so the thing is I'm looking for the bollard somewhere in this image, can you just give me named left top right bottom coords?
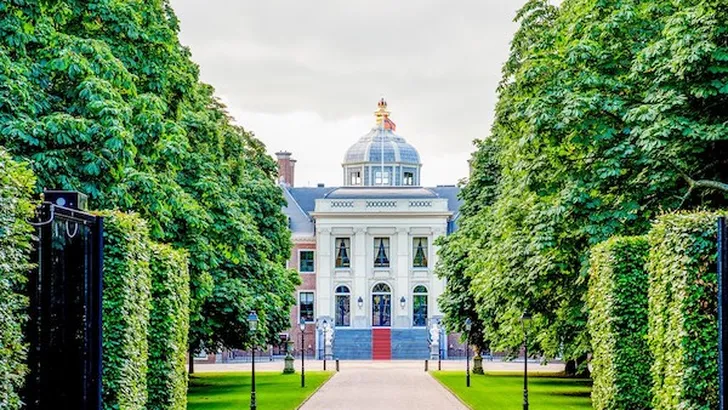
left=425, top=360, right=428, bottom=372
left=336, top=359, right=340, bottom=372
left=323, top=359, right=327, bottom=371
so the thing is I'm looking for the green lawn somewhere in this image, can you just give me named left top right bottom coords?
left=187, top=371, right=333, bottom=410
left=431, top=371, right=592, bottom=410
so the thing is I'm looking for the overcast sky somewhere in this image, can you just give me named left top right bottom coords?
left=170, top=0, right=529, bottom=187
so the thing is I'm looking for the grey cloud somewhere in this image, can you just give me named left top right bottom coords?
left=171, top=0, right=530, bottom=176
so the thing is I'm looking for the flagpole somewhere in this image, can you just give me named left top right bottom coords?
left=381, top=98, right=385, bottom=186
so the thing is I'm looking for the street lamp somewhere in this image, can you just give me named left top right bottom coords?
left=248, top=311, right=259, bottom=410
left=321, top=319, right=329, bottom=371
left=520, top=311, right=532, bottom=410
left=299, top=318, right=306, bottom=388
left=465, top=318, right=472, bottom=387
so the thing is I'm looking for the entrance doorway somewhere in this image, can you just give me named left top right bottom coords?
left=371, top=283, right=391, bottom=327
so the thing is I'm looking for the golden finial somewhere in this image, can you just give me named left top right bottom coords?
left=375, top=98, right=390, bottom=126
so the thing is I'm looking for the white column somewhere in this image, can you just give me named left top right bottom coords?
left=396, top=227, right=410, bottom=327
left=353, top=227, right=367, bottom=327
left=317, top=227, right=332, bottom=318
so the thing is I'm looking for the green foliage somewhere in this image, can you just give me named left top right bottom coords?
left=0, top=148, right=35, bottom=410
left=647, top=212, right=726, bottom=409
left=0, top=0, right=297, bottom=351
left=98, top=211, right=152, bottom=410
left=436, top=138, right=501, bottom=353
left=587, top=236, right=650, bottom=410
left=443, top=0, right=728, bottom=362
left=147, top=243, right=189, bottom=410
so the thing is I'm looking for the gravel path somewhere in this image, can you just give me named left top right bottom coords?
left=298, top=361, right=467, bottom=410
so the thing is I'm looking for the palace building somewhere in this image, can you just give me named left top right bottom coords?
left=279, top=99, right=462, bottom=360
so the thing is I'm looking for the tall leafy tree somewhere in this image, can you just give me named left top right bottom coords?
left=440, top=0, right=727, bottom=368
left=0, top=0, right=299, bottom=355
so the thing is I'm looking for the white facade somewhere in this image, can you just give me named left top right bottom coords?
left=312, top=196, right=451, bottom=329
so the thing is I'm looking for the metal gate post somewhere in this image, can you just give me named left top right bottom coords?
left=719, top=217, right=727, bottom=410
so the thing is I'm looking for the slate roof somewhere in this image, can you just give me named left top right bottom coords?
left=325, top=187, right=438, bottom=200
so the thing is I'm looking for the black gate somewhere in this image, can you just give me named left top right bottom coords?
left=25, top=191, right=103, bottom=410
left=719, top=217, right=727, bottom=410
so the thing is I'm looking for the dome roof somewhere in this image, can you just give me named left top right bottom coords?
left=343, top=128, right=421, bottom=165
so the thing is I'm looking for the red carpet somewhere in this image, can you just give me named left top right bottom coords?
left=372, top=328, right=391, bottom=360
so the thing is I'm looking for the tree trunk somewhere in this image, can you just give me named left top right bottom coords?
left=188, top=350, right=195, bottom=375
left=564, top=354, right=590, bottom=377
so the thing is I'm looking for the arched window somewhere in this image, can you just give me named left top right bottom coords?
left=413, top=285, right=428, bottom=327
left=335, top=286, right=350, bottom=327
left=371, top=283, right=392, bottom=327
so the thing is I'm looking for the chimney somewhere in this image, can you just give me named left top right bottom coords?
left=275, top=151, right=296, bottom=187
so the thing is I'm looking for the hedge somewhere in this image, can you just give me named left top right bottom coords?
left=98, top=211, right=152, bottom=410
left=647, top=211, right=726, bottom=409
left=0, top=149, right=35, bottom=410
left=147, top=243, right=190, bottom=410
left=587, top=236, right=651, bottom=410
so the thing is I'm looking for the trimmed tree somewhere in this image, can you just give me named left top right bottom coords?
left=587, top=236, right=651, bottom=410
left=98, top=211, right=152, bottom=410
left=147, top=243, right=189, bottom=410
left=647, top=211, right=726, bottom=409
left=0, top=149, right=35, bottom=410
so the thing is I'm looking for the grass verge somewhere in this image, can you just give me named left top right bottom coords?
left=431, top=371, right=592, bottom=410
left=188, top=371, right=334, bottom=410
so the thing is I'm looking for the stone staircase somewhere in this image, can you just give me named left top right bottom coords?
left=391, top=329, right=429, bottom=360
left=332, top=329, right=372, bottom=360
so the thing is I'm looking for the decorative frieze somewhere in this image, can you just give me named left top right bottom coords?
left=409, top=200, right=432, bottom=208
left=366, top=200, right=397, bottom=208
left=331, top=201, right=355, bottom=208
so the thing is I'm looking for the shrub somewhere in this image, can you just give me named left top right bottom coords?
left=0, top=149, right=35, bottom=410
left=587, top=236, right=651, bottom=410
left=98, top=211, right=152, bottom=410
left=147, top=243, right=190, bottom=410
left=647, top=211, right=726, bottom=409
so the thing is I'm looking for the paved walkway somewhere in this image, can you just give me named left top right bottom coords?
left=299, top=361, right=466, bottom=410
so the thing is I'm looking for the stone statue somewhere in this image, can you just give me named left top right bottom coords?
left=429, top=322, right=440, bottom=346
left=429, top=320, right=441, bottom=360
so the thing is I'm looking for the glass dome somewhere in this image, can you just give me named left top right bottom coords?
left=342, top=99, right=422, bottom=187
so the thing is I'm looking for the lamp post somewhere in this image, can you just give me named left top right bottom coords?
left=465, top=318, right=472, bottom=387
left=520, top=311, right=532, bottom=410
left=248, top=311, right=259, bottom=410
left=299, top=318, right=306, bottom=388
left=321, top=319, right=329, bottom=370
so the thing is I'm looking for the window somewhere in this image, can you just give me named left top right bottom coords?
left=299, top=250, right=314, bottom=273
left=412, top=237, right=429, bottom=268
left=299, top=292, right=314, bottom=322
left=413, top=285, right=428, bottom=327
left=372, top=283, right=392, bottom=327
left=335, top=238, right=351, bottom=268
left=335, top=286, right=351, bottom=327
left=374, top=170, right=390, bottom=185
left=349, top=171, right=362, bottom=185
left=373, top=237, right=390, bottom=268
left=403, top=171, right=414, bottom=185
